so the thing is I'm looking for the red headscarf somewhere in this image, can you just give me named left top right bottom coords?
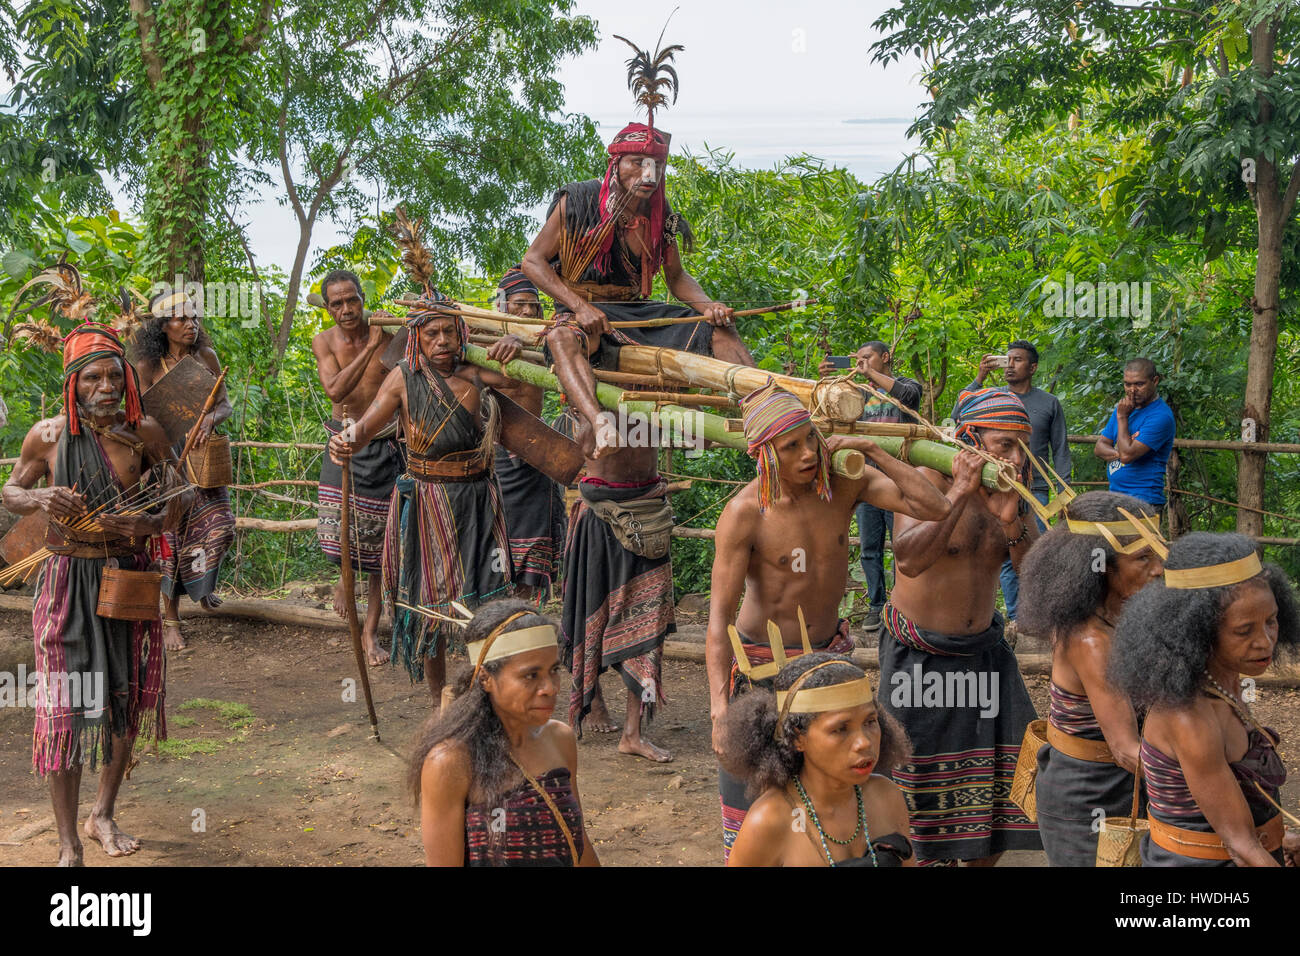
left=62, top=322, right=142, bottom=435
left=594, top=123, right=672, bottom=296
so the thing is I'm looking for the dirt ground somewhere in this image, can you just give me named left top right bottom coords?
left=1, top=604, right=1298, bottom=867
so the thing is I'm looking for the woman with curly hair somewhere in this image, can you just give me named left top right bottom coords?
left=410, top=598, right=599, bottom=867
left=1110, top=532, right=1299, bottom=867
left=1016, top=492, right=1163, bottom=865
left=721, top=652, right=914, bottom=867
left=131, top=290, right=234, bottom=651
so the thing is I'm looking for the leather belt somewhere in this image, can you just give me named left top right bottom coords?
left=1148, top=813, right=1283, bottom=861
left=1046, top=722, right=1116, bottom=764
left=47, top=540, right=146, bottom=559
left=407, top=455, right=488, bottom=482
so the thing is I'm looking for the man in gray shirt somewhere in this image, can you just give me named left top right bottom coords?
left=956, top=339, right=1071, bottom=632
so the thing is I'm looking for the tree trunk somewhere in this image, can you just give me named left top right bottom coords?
left=1237, top=20, right=1284, bottom=539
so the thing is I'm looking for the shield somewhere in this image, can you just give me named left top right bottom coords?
left=141, top=354, right=217, bottom=445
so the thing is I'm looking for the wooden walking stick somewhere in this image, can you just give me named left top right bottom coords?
left=338, top=408, right=381, bottom=740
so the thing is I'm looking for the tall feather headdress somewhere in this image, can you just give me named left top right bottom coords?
left=613, top=28, right=683, bottom=129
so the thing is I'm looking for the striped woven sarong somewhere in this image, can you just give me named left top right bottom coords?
left=31, top=429, right=165, bottom=776
left=878, top=603, right=1041, bottom=862
left=317, top=419, right=403, bottom=574
left=155, top=484, right=234, bottom=602
left=383, top=362, right=512, bottom=681
left=561, top=477, right=675, bottom=730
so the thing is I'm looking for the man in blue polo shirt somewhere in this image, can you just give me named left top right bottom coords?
left=1094, top=357, right=1175, bottom=508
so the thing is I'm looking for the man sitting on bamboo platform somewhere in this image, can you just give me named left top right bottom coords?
left=706, top=379, right=950, bottom=860
left=3, top=323, right=180, bottom=866
left=312, top=269, right=402, bottom=667
left=492, top=267, right=566, bottom=604
left=878, top=387, right=1042, bottom=866
left=327, top=293, right=529, bottom=702
left=522, top=122, right=755, bottom=459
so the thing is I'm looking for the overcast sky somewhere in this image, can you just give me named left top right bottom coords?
left=6, top=1, right=929, bottom=274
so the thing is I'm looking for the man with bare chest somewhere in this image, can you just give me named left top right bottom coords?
left=706, top=379, right=950, bottom=859
left=880, top=387, right=1043, bottom=865
left=2, top=324, right=178, bottom=865
left=311, top=270, right=403, bottom=666
left=328, top=299, right=526, bottom=701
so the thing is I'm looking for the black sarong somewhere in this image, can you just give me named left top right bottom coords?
left=877, top=602, right=1041, bottom=862
left=561, top=477, right=674, bottom=729
left=494, top=445, right=565, bottom=599
left=1036, top=740, right=1138, bottom=866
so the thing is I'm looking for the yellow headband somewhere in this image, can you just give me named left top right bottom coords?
left=773, top=661, right=873, bottom=741
left=1066, top=511, right=1166, bottom=556
left=728, top=607, right=814, bottom=681
left=1164, top=552, right=1263, bottom=590
left=468, top=614, right=557, bottom=682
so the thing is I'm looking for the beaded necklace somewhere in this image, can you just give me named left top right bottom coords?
left=793, top=775, right=876, bottom=867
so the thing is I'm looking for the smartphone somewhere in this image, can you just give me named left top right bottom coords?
left=989, top=355, right=1011, bottom=368
left=826, top=355, right=853, bottom=369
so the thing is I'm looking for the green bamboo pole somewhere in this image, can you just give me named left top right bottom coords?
left=463, top=346, right=1007, bottom=490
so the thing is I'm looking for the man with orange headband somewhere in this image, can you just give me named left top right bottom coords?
left=706, top=380, right=949, bottom=860
left=878, top=386, right=1042, bottom=865
left=3, top=322, right=180, bottom=866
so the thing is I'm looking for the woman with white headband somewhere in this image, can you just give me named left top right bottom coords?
left=410, top=599, right=599, bottom=866
left=1110, top=533, right=1299, bottom=866
left=721, top=653, right=915, bottom=866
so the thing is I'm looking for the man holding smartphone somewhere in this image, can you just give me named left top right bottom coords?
left=956, top=340, right=1071, bottom=636
left=819, top=341, right=922, bottom=632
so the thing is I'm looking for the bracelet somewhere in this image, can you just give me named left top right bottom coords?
left=1005, top=519, right=1030, bottom=548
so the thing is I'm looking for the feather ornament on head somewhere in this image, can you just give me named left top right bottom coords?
left=741, top=379, right=830, bottom=513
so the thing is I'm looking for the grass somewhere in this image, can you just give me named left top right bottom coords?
left=156, top=698, right=256, bottom=760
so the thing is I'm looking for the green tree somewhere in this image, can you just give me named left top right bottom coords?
left=241, top=0, right=603, bottom=368
left=871, top=0, right=1300, bottom=537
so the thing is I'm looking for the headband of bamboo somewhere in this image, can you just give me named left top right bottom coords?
left=728, top=608, right=814, bottom=682
left=1164, top=551, right=1263, bottom=590
left=773, top=661, right=874, bottom=741
left=468, top=613, right=556, bottom=682
left=151, top=291, right=191, bottom=317
left=1066, top=509, right=1166, bottom=556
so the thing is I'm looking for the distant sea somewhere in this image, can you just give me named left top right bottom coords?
left=590, top=111, right=918, bottom=182
left=230, top=112, right=920, bottom=272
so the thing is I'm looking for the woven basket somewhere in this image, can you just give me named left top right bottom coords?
left=96, top=566, right=162, bottom=621
left=1096, top=769, right=1146, bottom=867
left=1009, top=719, right=1048, bottom=822
left=186, top=435, right=232, bottom=488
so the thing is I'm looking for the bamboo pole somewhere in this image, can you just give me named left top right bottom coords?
left=615, top=348, right=866, bottom=421
left=461, top=346, right=1007, bottom=489
left=339, top=437, right=380, bottom=740
left=619, top=390, right=736, bottom=408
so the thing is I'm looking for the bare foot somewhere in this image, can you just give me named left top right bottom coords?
left=200, top=593, right=223, bottom=610
left=57, top=842, right=84, bottom=867
left=362, top=628, right=390, bottom=666
left=83, top=813, right=141, bottom=857
left=162, top=621, right=186, bottom=651
left=585, top=696, right=619, bottom=734
left=331, top=578, right=348, bottom=621
left=618, top=735, right=673, bottom=763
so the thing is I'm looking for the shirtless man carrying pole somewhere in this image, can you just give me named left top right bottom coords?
left=311, top=269, right=402, bottom=666
left=706, top=380, right=951, bottom=860
left=879, top=387, right=1043, bottom=865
